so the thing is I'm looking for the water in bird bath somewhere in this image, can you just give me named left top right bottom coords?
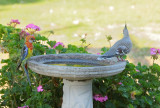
left=43, top=59, right=107, bottom=67
left=48, top=63, right=95, bottom=67
left=43, top=61, right=105, bottom=67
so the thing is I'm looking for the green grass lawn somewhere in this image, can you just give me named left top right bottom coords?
left=1, top=0, right=160, bottom=65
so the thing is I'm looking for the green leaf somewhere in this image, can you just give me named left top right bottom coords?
left=155, top=94, right=160, bottom=102
left=122, top=55, right=127, bottom=59
left=55, top=45, right=63, bottom=51
left=134, top=90, right=143, bottom=96
left=2, top=27, right=8, bottom=34
left=150, top=63, right=160, bottom=75
left=35, top=34, right=48, bottom=41
left=80, top=38, right=86, bottom=43
left=142, top=96, right=152, bottom=105
left=122, top=92, right=129, bottom=98
left=47, top=41, right=56, bottom=48
left=128, top=104, right=134, bottom=108
left=43, top=104, right=52, bottom=108
left=105, top=100, right=116, bottom=108
left=46, top=49, right=56, bottom=54
left=101, top=47, right=109, bottom=54
left=1, top=59, right=10, bottom=63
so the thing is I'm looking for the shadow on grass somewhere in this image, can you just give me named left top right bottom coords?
left=0, top=0, right=42, bottom=5
left=50, top=23, right=88, bottom=36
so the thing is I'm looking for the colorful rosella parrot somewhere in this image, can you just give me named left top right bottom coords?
left=17, top=35, right=35, bottom=88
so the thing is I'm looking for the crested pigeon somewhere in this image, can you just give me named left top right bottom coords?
left=97, top=24, right=132, bottom=61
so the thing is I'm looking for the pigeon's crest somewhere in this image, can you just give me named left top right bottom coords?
left=97, top=24, right=132, bottom=61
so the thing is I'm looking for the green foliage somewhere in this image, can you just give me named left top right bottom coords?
left=93, top=62, right=160, bottom=107
left=64, top=44, right=88, bottom=53
left=47, top=41, right=56, bottom=48
left=0, top=24, right=88, bottom=108
left=105, top=35, right=112, bottom=41
left=0, top=24, right=160, bottom=108
left=100, top=47, right=109, bottom=55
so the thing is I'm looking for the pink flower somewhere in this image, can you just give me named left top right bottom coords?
left=150, top=48, right=157, bottom=55
left=136, top=69, right=140, bottom=72
left=118, top=82, right=122, bottom=85
left=19, top=29, right=30, bottom=39
left=103, top=96, right=108, bottom=101
left=158, top=49, right=160, bottom=54
left=10, top=19, right=20, bottom=24
left=26, top=24, right=40, bottom=34
left=18, top=106, right=29, bottom=108
left=26, top=24, right=40, bottom=31
left=53, top=42, right=64, bottom=49
left=93, top=94, right=108, bottom=102
left=98, top=97, right=104, bottom=102
left=37, top=85, right=43, bottom=92
left=8, top=19, right=20, bottom=27
left=97, top=53, right=100, bottom=55
left=93, top=94, right=101, bottom=101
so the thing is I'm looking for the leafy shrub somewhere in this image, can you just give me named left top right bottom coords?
left=0, top=22, right=160, bottom=108
left=93, top=62, right=160, bottom=108
left=93, top=46, right=160, bottom=108
left=0, top=23, right=88, bottom=108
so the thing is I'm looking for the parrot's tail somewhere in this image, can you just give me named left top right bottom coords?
left=24, top=65, right=32, bottom=90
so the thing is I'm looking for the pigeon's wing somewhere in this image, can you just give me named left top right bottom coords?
left=115, top=45, right=128, bottom=56
left=100, top=37, right=132, bottom=59
left=101, top=38, right=126, bottom=57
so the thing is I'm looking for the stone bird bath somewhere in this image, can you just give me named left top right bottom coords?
left=28, top=53, right=126, bottom=108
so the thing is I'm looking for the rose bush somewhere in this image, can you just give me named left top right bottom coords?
left=0, top=20, right=160, bottom=108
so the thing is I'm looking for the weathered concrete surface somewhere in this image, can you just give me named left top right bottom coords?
left=28, top=53, right=126, bottom=80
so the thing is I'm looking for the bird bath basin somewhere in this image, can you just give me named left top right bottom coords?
left=28, top=53, right=126, bottom=108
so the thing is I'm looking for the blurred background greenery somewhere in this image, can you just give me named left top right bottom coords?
left=0, top=0, right=160, bottom=65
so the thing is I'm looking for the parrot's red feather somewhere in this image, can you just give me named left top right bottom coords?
left=25, top=42, right=33, bottom=50
left=25, top=35, right=35, bottom=50
left=25, top=64, right=27, bottom=69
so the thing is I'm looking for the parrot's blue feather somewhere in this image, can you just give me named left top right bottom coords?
left=17, top=45, right=28, bottom=70
left=21, top=45, right=28, bottom=61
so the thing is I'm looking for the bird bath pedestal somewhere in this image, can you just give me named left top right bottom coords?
left=28, top=53, right=126, bottom=108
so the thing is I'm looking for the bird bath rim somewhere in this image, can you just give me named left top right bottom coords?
left=28, top=53, right=126, bottom=81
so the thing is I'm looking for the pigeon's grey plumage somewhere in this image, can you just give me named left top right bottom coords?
left=97, top=24, right=132, bottom=60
